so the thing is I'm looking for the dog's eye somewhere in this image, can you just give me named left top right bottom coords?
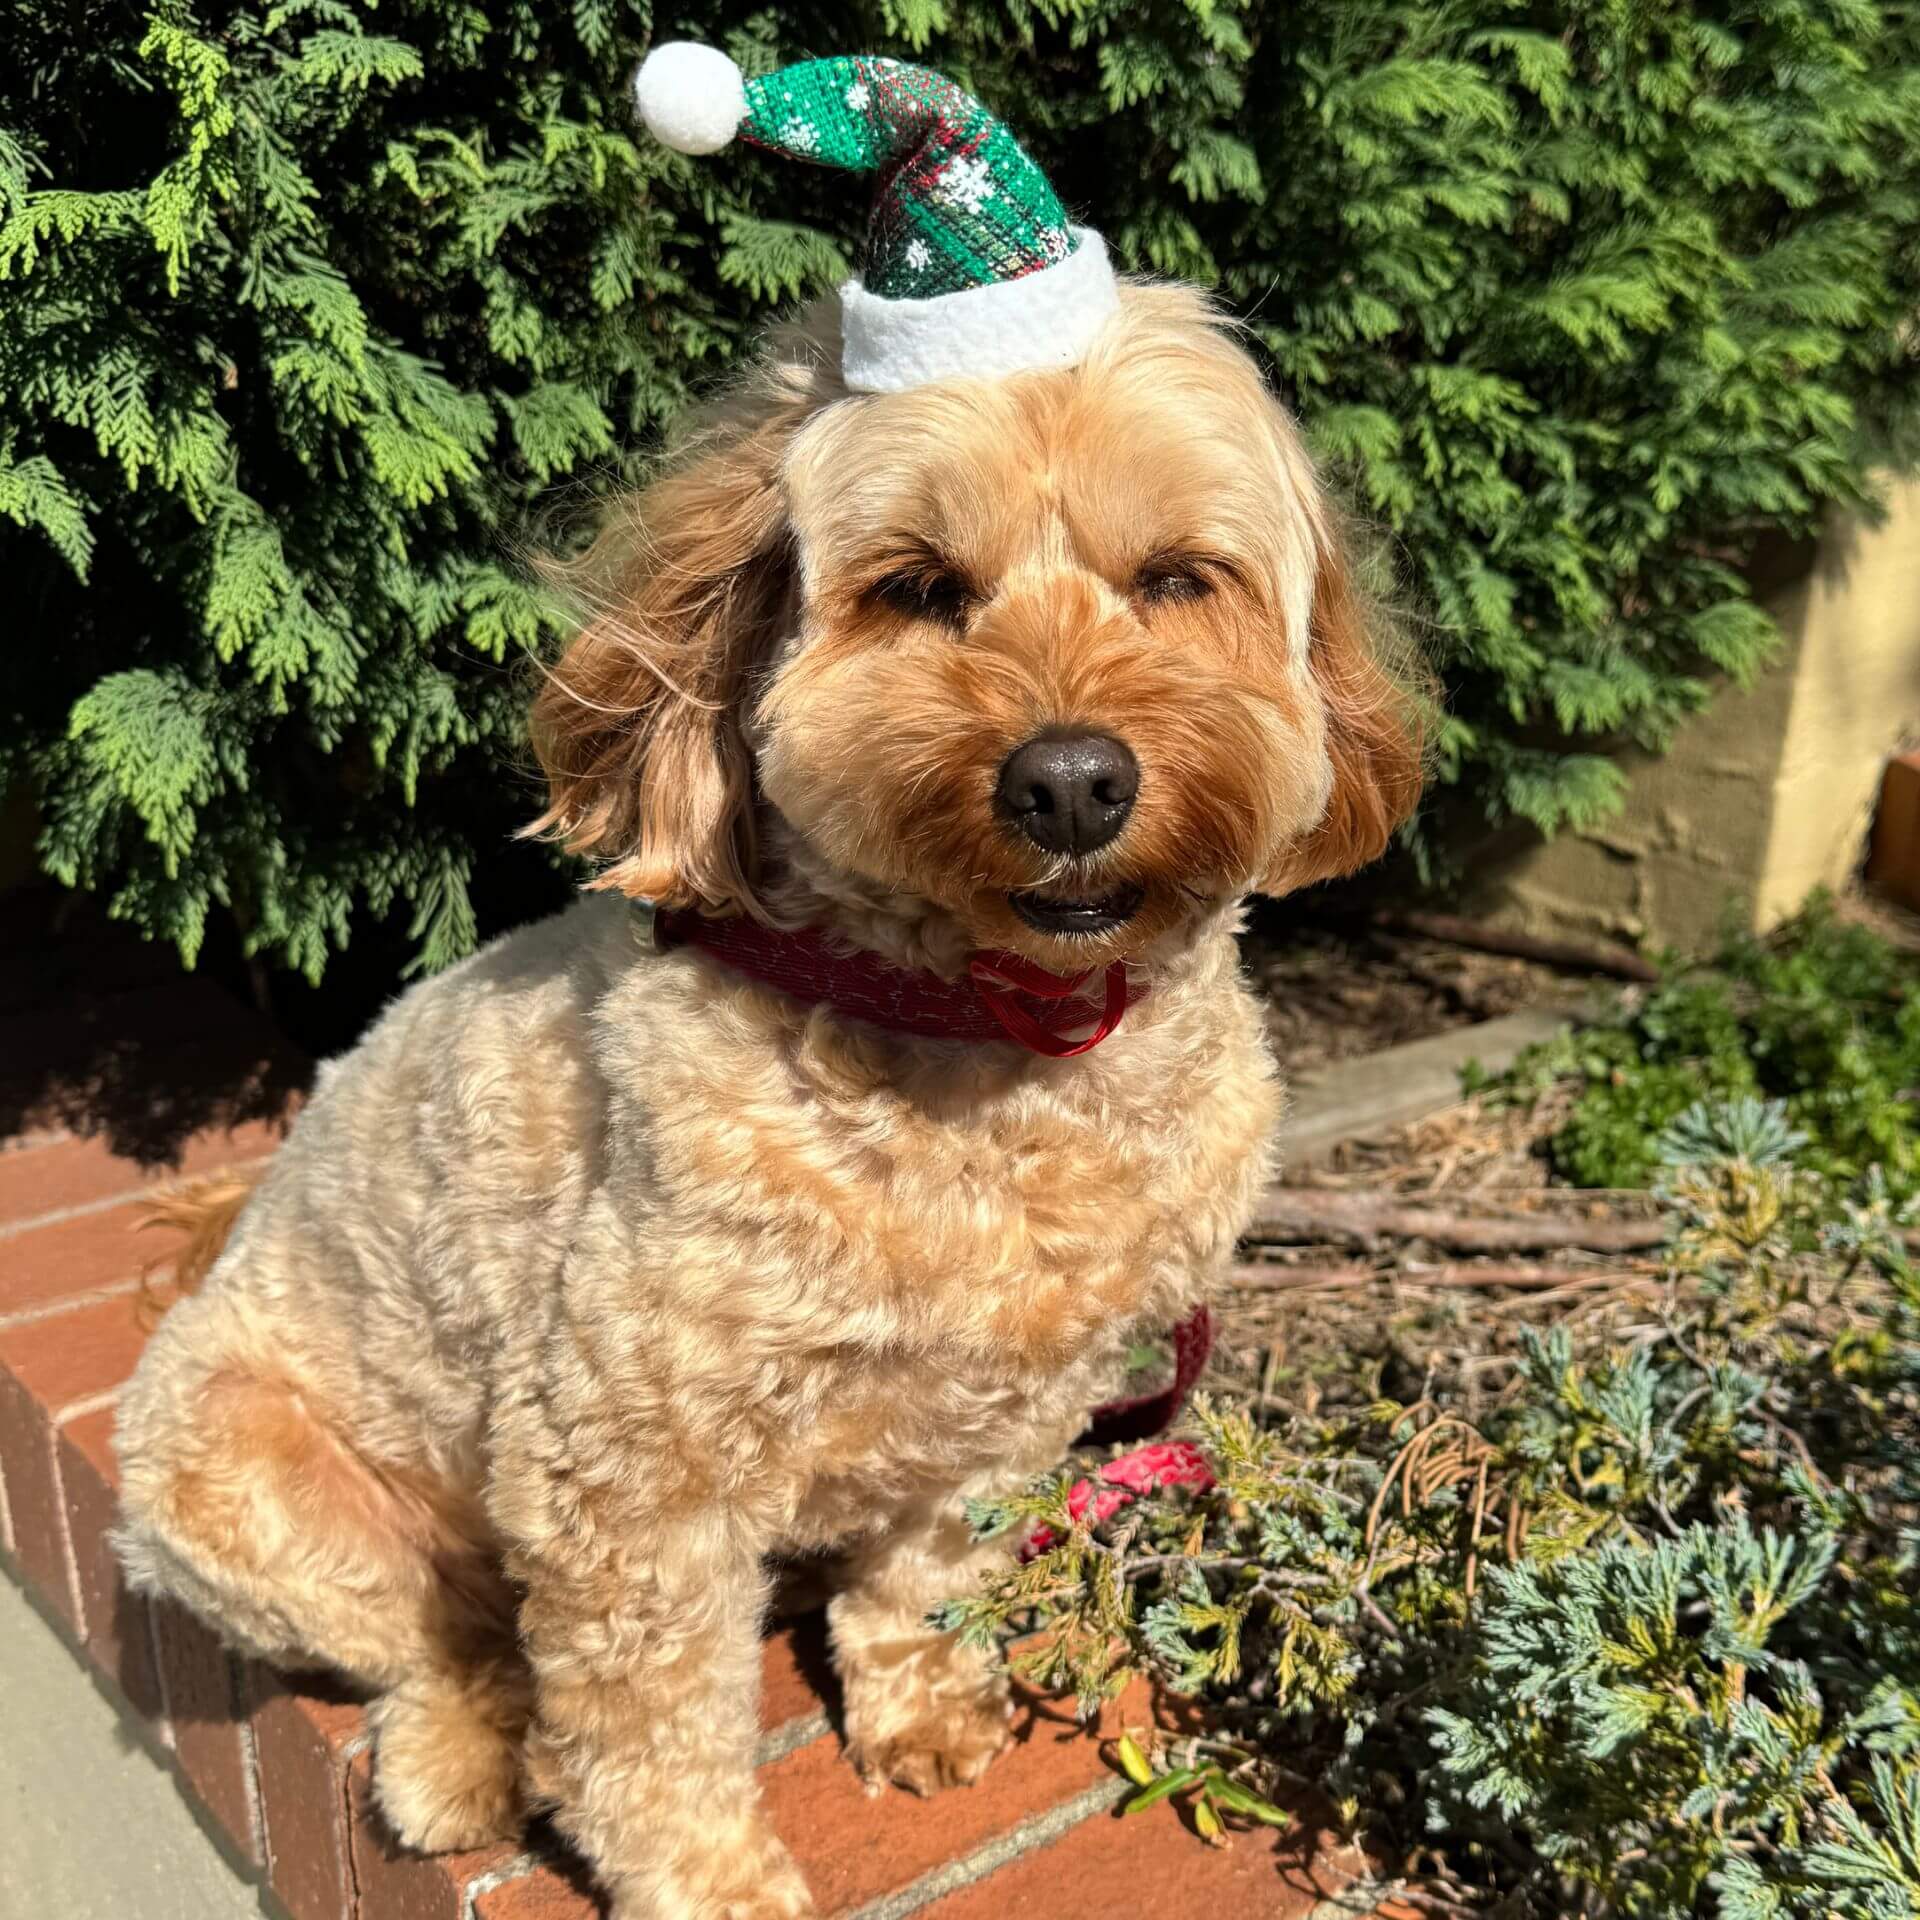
left=1134, top=561, right=1215, bottom=607
left=869, top=567, right=973, bottom=628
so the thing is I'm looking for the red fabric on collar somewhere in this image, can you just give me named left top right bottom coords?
left=654, top=908, right=1137, bottom=1056
left=1080, top=1304, right=1215, bottom=1448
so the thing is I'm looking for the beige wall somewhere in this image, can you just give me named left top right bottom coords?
left=1460, top=477, right=1920, bottom=955
left=1760, top=483, right=1920, bottom=925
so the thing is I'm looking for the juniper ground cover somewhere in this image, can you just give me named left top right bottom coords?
left=948, top=916, right=1920, bottom=1917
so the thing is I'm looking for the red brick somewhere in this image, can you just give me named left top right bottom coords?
left=476, top=1689, right=1210, bottom=1920
left=57, top=1405, right=166, bottom=1729
left=250, top=1672, right=366, bottom=1920
left=0, top=1288, right=151, bottom=1411
left=0, top=1120, right=284, bottom=1236
left=913, top=1782, right=1377, bottom=1920
left=58, top=1396, right=123, bottom=1487
left=473, top=1854, right=604, bottom=1920
left=0, top=1360, right=75, bottom=1624
left=0, top=1134, right=136, bottom=1222
left=346, top=1748, right=527, bottom=1920
left=0, top=1198, right=149, bottom=1321
left=763, top=1681, right=1149, bottom=1916
left=761, top=1610, right=835, bottom=1734
left=153, top=1597, right=263, bottom=1863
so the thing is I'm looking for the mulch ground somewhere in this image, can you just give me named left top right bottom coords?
left=1202, top=1086, right=1673, bottom=1431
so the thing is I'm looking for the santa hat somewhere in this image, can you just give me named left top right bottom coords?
left=632, top=44, right=1120, bottom=394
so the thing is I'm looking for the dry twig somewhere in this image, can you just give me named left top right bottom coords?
left=1248, top=1188, right=1672, bottom=1255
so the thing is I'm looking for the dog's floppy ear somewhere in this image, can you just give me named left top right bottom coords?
left=1262, top=521, right=1429, bottom=895
left=527, top=419, right=792, bottom=914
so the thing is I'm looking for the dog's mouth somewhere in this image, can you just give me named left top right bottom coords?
left=1006, top=885, right=1146, bottom=938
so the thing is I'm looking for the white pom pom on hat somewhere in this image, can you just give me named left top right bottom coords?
left=631, top=41, right=748, bottom=156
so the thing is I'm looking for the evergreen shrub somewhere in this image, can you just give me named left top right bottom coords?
left=1482, top=897, right=1920, bottom=1198
left=5, top=1, right=1918, bottom=976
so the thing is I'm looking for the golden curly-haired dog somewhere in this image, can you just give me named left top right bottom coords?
left=113, top=281, right=1425, bottom=1920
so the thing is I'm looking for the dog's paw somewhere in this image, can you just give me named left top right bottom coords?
left=848, top=1686, right=1015, bottom=1797
left=709, top=1890, right=814, bottom=1920
left=613, top=1838, right=815, bottom=1920
left=372, top=1678, right=525, bottom=1854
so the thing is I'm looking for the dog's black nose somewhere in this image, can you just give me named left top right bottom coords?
left=996, top=732, right=1139, bottom=856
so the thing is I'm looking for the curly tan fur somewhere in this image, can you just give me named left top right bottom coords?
left=115, top=283, right=1426, bottom=1919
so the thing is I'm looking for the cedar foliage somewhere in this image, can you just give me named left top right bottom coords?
left=5, top=1, right=1919, bottom=976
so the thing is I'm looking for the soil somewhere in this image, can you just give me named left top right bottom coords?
left=1236, top=903, right=1579, bottom=1077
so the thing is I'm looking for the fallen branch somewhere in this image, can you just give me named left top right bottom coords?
left=1230, top=1260, right=1660, bottom=1294
left=1248, top=1187, right=1673, bottom=1255
left=1373, top=909, right=1661, bottom=983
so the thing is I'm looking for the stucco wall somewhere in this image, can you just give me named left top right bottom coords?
left=1759, top=483, right=1920, bottom=925
left=1459, top=477, right=1920, bottom=954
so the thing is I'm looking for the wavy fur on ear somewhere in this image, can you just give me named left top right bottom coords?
left=1265, top=521, right=1431, bottom=894
left=137, top=1171, right=259, bottom=1324
left=524, top=386, right=807, bottom=915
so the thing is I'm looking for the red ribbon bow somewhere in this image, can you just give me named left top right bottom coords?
left=966, top=952, right=1133, bottom=1058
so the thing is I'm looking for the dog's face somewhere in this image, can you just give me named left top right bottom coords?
left=532, top=285, right=1425, bottom=963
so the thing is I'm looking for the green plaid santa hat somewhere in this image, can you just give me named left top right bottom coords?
left=632, top=44, right=1120, bottom=393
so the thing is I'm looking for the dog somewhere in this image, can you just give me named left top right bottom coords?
left=113, top=279, right=1425, bottom=1920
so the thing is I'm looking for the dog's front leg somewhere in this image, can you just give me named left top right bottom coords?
left=516, top=1524, right=812, bottom=1920
left=828, top=1489, right=1019, bottom=1796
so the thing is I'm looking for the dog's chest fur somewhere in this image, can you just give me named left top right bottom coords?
left=584, top=901, right=1280, bottom=1530
left=268, top=898, right=1279, bottom=1543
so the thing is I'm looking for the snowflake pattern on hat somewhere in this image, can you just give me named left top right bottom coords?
left=736, top=56, right=1078, bottom=300
left=632, top=41, right=1120, bottom=390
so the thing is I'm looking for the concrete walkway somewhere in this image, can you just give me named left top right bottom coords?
left=0, top=1568, right=268, bottom=1920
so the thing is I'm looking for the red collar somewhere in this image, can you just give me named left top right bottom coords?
left=652, top=907, right=1139, bottom=1057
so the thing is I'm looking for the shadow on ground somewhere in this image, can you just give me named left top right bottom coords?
left=0, top=888, right=310, bottom=1168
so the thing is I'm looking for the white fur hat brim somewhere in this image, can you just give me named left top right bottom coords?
left=838, top=229, right=1120, bottom=393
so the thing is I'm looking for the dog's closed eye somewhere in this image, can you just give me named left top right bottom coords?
left=867, top=560, right=974, bottom=629
left=1132, top=555, right=1220, bottom=607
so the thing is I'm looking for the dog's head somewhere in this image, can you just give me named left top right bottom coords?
left=531, top=283, right=1426, bottom=966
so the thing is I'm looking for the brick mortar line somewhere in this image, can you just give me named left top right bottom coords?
left=35, top=1408, right=88, bottom=1628
left=462, top=1849, right=543, bottom=1917
left=56, top=1384, right=122, bottom=1426
left=0, top=1150, right=276, bottom=1244
left=142, top=1594, right=178, bottom=1749
left=755, top=1708, right=833, bottom=1768
left=226, top=1648, right=269, bottom=1864
left=0, top=1187, right=144, bottom=1243
left=840, top=1774, right=1131, bottom=1920
left=0, top=1275, right=142, bottom=1330
left=341, top=1719, right=367, bottom=1917
left=2, top=1544, right=182, bottom=1762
